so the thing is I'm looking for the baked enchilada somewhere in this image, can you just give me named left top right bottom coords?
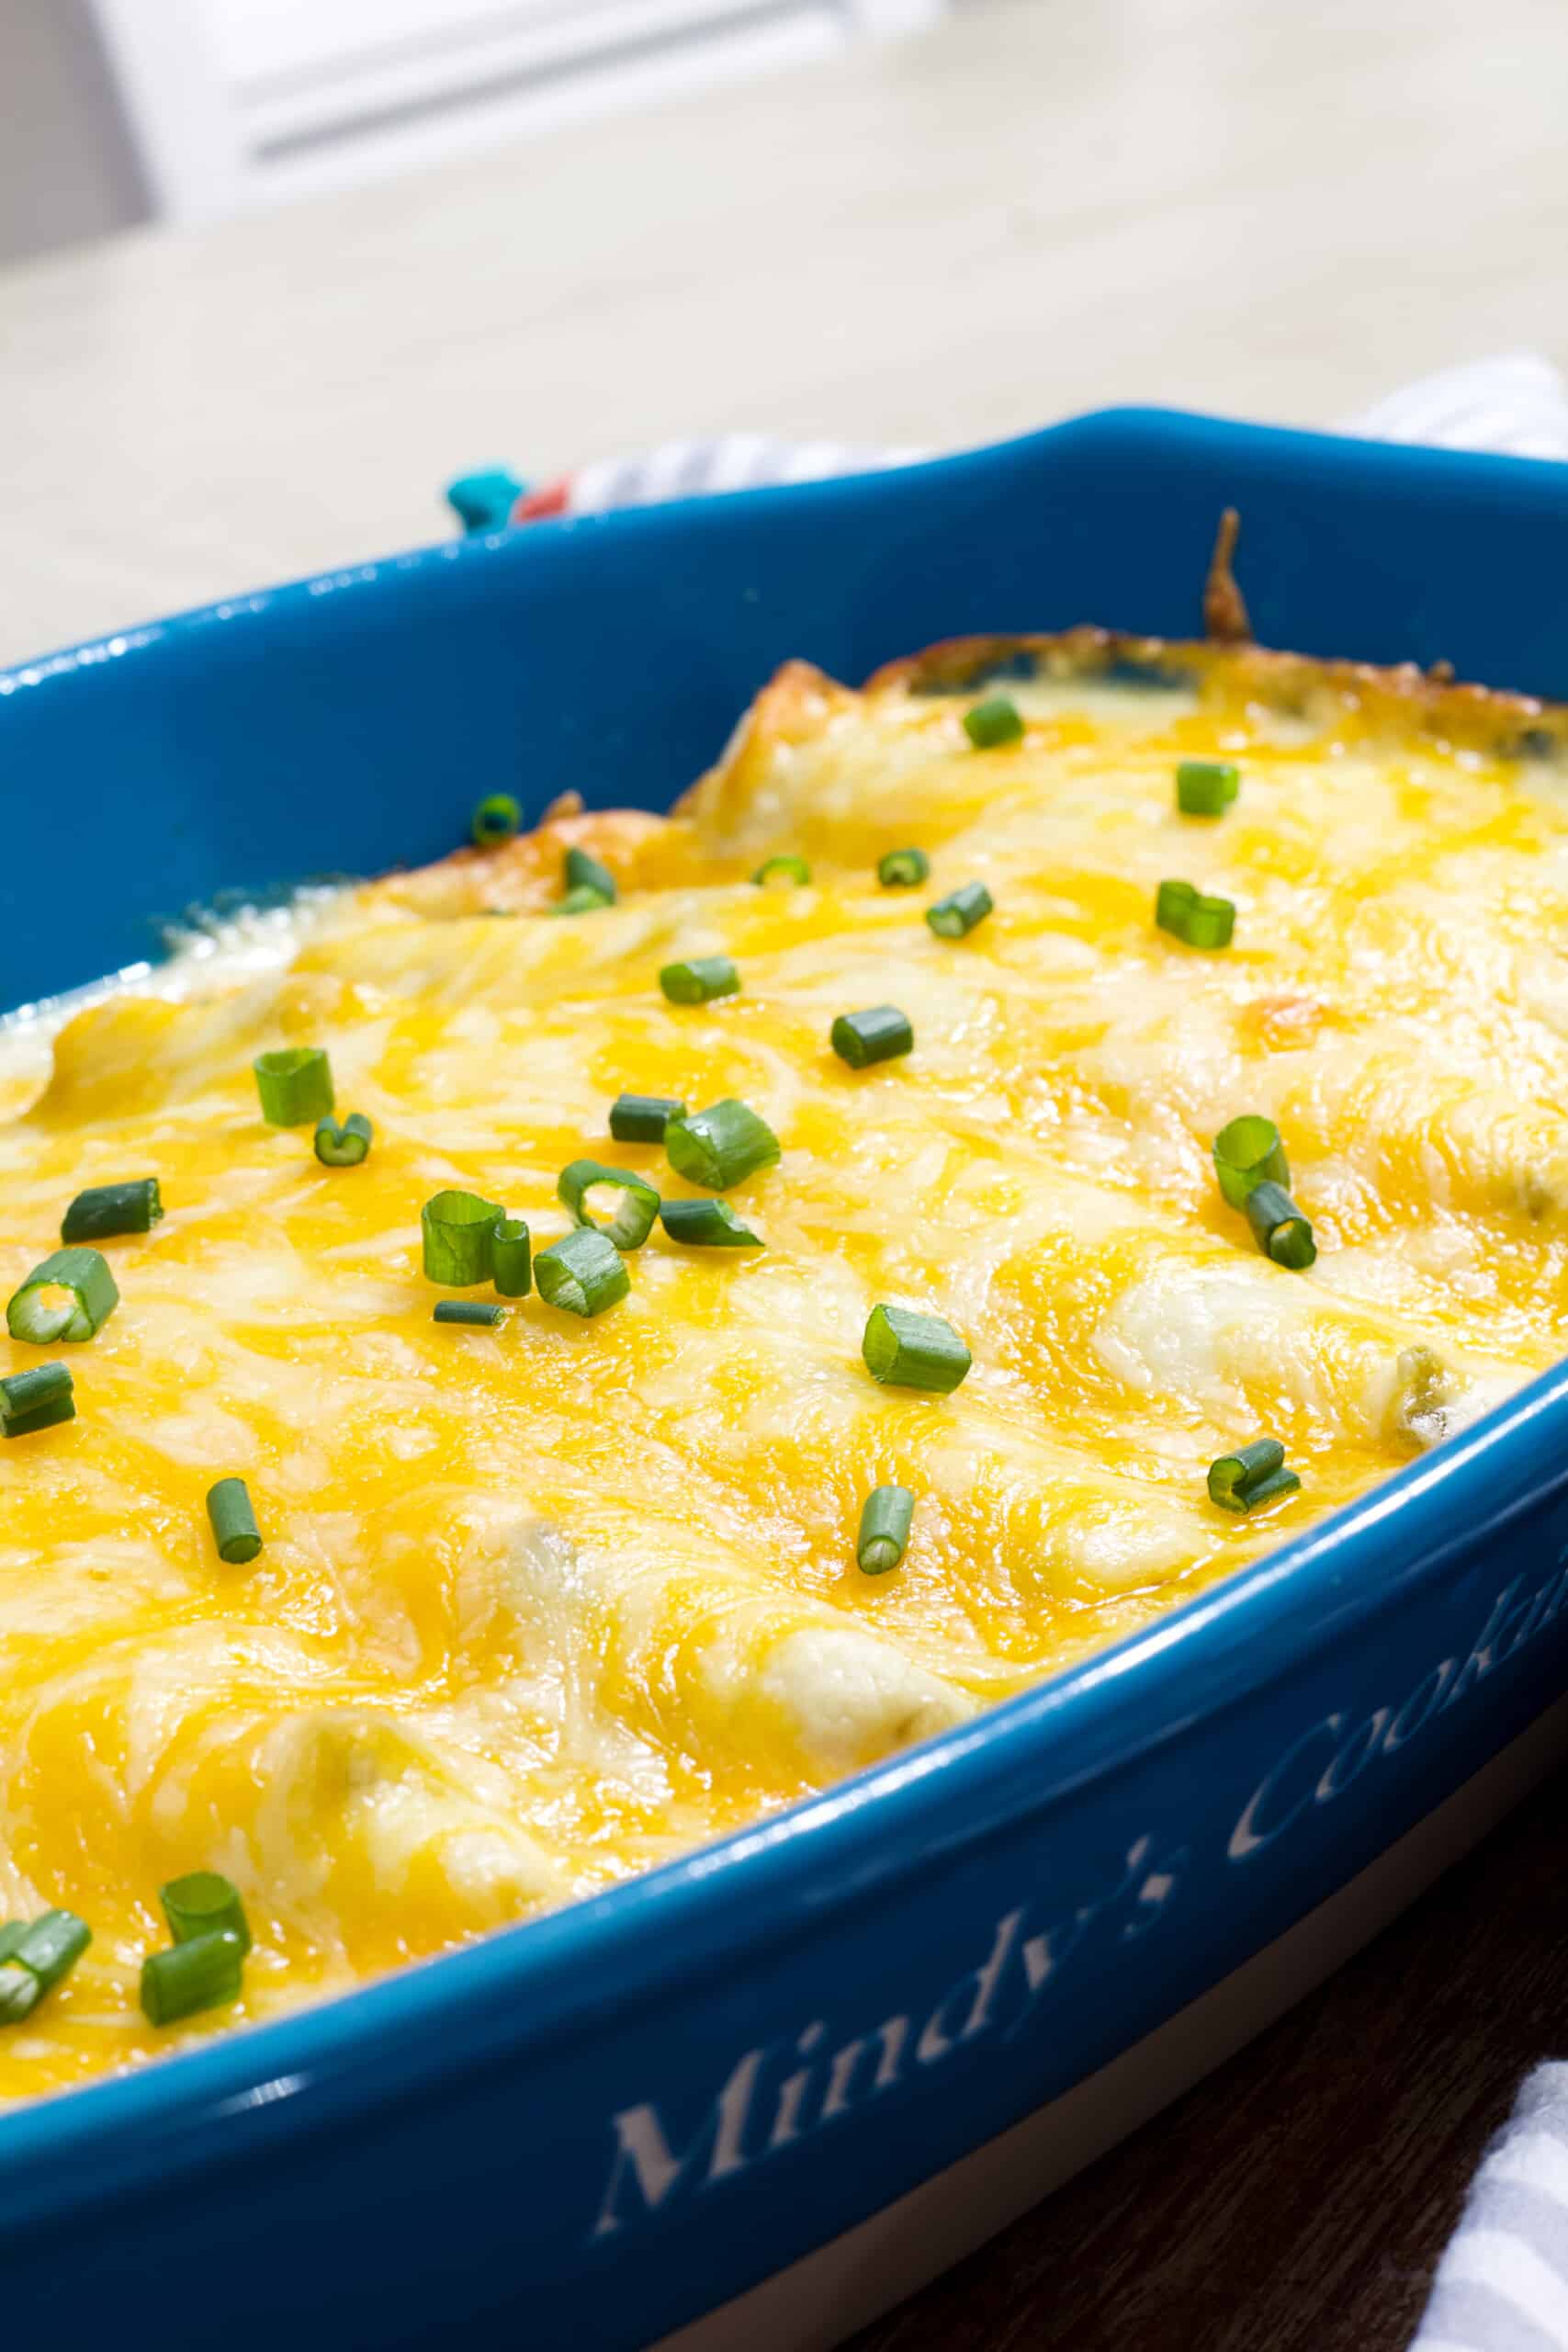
left=3, top=609, right=1565, bottom=2099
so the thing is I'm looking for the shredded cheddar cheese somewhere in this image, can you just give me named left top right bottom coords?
left=4, top=631, right=1566, bottom=2101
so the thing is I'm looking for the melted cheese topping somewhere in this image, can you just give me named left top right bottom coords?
left=5, top=639, right=1567, bottom=2102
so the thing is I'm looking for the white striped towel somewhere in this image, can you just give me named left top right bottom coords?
left=1415, top=2064, right=1568, bottom=2350
left=481, top=350, right=1568, bottom=526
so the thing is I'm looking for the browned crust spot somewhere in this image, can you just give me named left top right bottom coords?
left=389, top=626, right=1568, bottom=906
left=861, top=629, right=1567, bottom=759
left=368, top=804, right=682, bottom=917
left=1203, top=507, right=1252, bottom=643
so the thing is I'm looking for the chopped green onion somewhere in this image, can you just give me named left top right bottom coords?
left=926, top=882, right=993, bottom=939
left=0, top=1911, right=90, bottom=2020
left=1156, top=878, right=1235, bottom=950
left=471, top=793, right=521, bottom=846
left=161, top=1873, right=250, bottom=1954
left=140, top=1928, right=244, bottom=2028
left=564, top=845, right=618, bottom=903
left=1241, top=1466, right=1302, bottom=1506
left=493, top=1216, right=532, bottom=1297
left=857, top=1485, right=915, bottom=1575
left=0, top=1361, right=74, bottom=1438
left=553, top=884, right=613, bottom=916
left=862, top=1305, right=972, bottom=1394
left=3, top=1909, right=91, bottom=1992
left=1213, top=1115, right=1289, bottom=1209
left=0, top=1965, right=39, bottom=2024
left=878, top=847, right=930, bottom=888
left=314, top=1113, right=373, bottom=1167
left=1176, top=760, right=1240, bottom=816
left=610, top=1092, right=685, bottom=1144
left=434, top=1299, right=509, bottom=1328
left=558, top=1159, right=661, bottom=1251
left=207, top=1477, right=262, bottom=1565
left=1244, top=1180, right=1317, bottom=1270
left=534, top=1227, right=630, bottom=1317
left=831, top=1005, right=914, bottom=1069
left=963, top=695, right=1024, bottom=749
left=664, top=1099, right=781, bottom=1191
left=422, top=1190, right=502, bottom=1286
left=753, top=854, right=811, bottom=886
left=254, top=1046, right=333, bottom=1126
left=6, top=1248, right=119, bottom=1344
left=1208, top=1438, right=1302, bottom=1512
left=660, top=955, right=739, bottom=1005
left=61, top=1179, right=162, bottom=1243
left=659, top=1198, right=763, bottom=1249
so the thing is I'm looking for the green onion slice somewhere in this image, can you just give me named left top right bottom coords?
left=564, top=845, right=618, bottom=903
left=659, top=1198, right=763, bottom=1249
left=1244, top=1180, right=1317, bottom=1270
left=314, top=1113, right=373, bottom=1167
left=831, top=1005, right=914, bottom=1069
left=3, top=1908, right=91, bottom=1993
left=878, top=847, right=930, bottom=888
left=207, top=1477, right=262, bottom=1565
left=558, top=1159, right=661, bottom=1250
left=963, top=695, right=1024, bottom=749
left=534, top=1227, right=630, bottom=1317
left=471, top=793, right=521, bottom=846
left=0, top=1361, right=74, bottom=1438
left=926, top=882, right=993, bottom=939
left=1241, top=1466, right=1303, bottom=1506
left=493, top=1217, right=533, bottom=1297
left=862, top=1305, right=972, bottom=1394
left=1176, top=760, right=1240, bottom=816
left=434, top=1300, right=509, bottom=1328
left=1213, top=1115, right=1289, bottom=1209
left=857, top=1484, right=915, bottom=1575
left=664, top=1099, right=781, bottom=1191
left=610, top=1092, right=685, bottom=1144
left=161, top=1873, right=250, bottom=1954
left=1208, top=1438, right=1302, bottom=1512
left=140, top=1929, right=244, bottom=2028
left=753, top=854, right=811, bottom=887
left=254, top=1046, right=333, bottom=1126
left=6, top=1248, right=119, bottom=1344
left=61, top=1179, right=162, bottom=1243
left=660, top=955, right=740, bottom=1005
left=1156, top=878, right=1235, bottom=950
left=422, top=1190, right=502, bottom=1286
left=0, top=1964, right=39, bottom=2024
left=553, top=885, right=614, bottom=916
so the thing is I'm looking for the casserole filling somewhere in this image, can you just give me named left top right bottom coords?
left=3, top=630, right=1566, bottom=2099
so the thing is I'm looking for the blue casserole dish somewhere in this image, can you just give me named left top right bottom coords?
left=4, top=408, right=1568, bottom=2348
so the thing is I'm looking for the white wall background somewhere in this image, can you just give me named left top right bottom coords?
left=0, top=0, right=944, bottom=263
left=0, top=0, right=150, bottom=265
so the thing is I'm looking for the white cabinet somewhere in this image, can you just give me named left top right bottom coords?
left=89, top=0, right=946, bottom=220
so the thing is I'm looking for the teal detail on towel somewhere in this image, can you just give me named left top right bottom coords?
left=446, top=469, right=525, bottom=533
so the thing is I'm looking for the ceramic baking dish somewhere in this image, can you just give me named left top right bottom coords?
left=5, top=409, right=1568, bottom=2350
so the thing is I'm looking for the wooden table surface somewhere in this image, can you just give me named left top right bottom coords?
left=855, top=1768, right=1568, bottom=2350
left=4, top=1, right=1568, bottom=2339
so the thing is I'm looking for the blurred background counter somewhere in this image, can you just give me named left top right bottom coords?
left=2, top=0, right=1568, bottom=666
